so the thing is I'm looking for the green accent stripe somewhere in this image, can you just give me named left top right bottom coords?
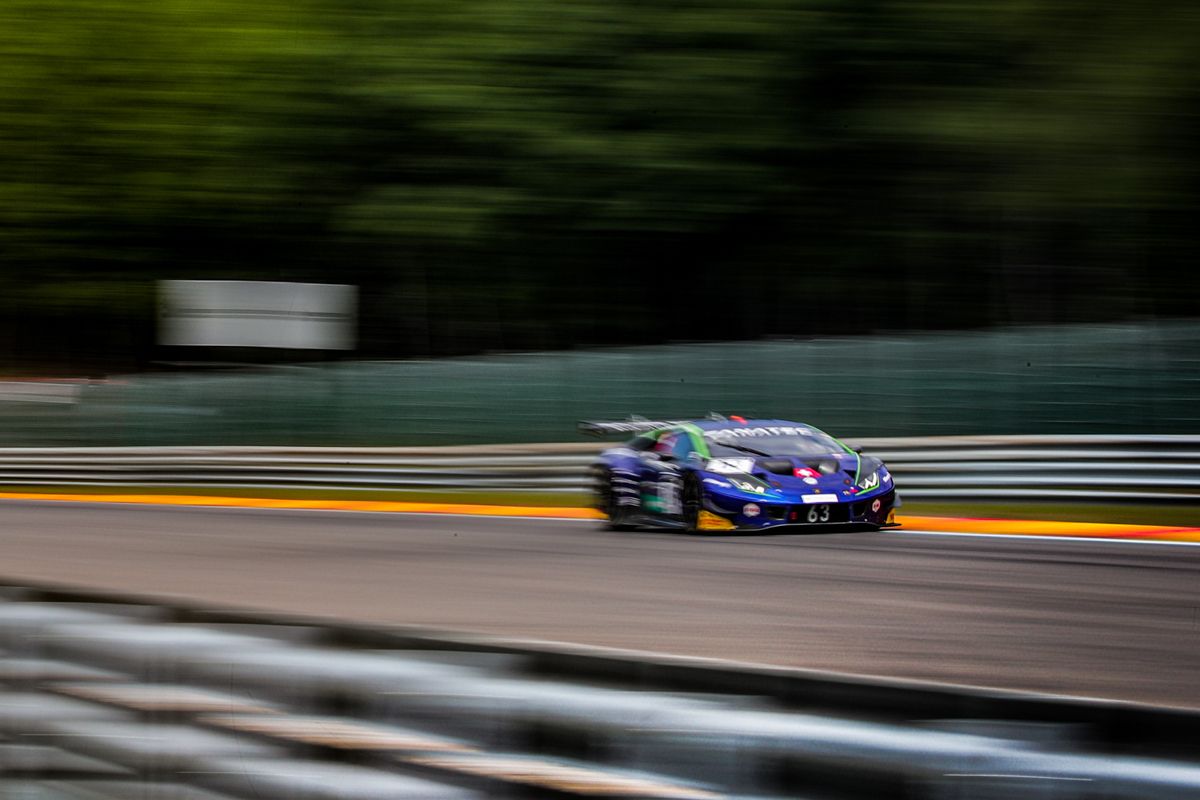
left=829, top=433, right=862, bottom=484
left=676, top=422, right=712, bottom=459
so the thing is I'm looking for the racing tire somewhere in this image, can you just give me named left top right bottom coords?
left=594, top=467, right=636, bottom=531
left=681, top=474, right=703, bottom=533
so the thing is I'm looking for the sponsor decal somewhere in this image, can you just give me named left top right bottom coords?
left=704, top=426, right=812, bottom=439
left=730, top=478, right=767, bottom=495
left=703, top=477, right=732, bottom=488
left=871, top=499, right=882, bottom=512
left=659, top=477, right=682, bottom=515
left=642, top=493, right=665, bottom=513
left=794, top=466, right=820, bottom=479
left=742, top=503, right=761, bottom=517
left=803, top=477, right=819, bottom=485
left=802, top=493, right=838, bottom=503
left=697, top=510, right=736, bottom=531
left=706, top=457, right=756, bottom=474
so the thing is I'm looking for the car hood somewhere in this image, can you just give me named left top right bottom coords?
left=704, top=451, right=882, bottom=500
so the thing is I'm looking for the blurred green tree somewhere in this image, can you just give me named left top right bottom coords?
left=0, top=0, right=1196, bottom=369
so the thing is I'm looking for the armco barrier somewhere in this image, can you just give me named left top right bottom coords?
left=1, top=580, right=1198, bottom=800
left=0, top=435, right=1196, bottom=503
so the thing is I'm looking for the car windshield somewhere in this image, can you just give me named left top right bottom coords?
left=705, top=427, right=843, bottom=458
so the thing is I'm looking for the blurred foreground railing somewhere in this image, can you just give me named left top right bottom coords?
left=2, top=581, right=1199, bottom=800
left=0, top=435, right=1197, bottom=503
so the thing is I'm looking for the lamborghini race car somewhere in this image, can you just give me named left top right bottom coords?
left=583, top=417, right=899, bottom=532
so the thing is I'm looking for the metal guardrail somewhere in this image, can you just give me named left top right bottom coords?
left=2, top=581, right=1199, bottom=800
left=0, top=435, right=1196, bottom=503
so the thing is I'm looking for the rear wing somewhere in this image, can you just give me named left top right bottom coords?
left=577, top=419, right=689, bottom=438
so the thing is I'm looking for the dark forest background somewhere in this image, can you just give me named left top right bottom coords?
left=1, top=0, right=1197, bottom=371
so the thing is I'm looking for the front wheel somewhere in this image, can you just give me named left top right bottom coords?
left=680, top=474, right=702, bottom=532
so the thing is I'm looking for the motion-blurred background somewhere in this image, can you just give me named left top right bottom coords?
left=3, top=9, right=1200, bottom=797
left=1, top=0, right=1198, bottom=443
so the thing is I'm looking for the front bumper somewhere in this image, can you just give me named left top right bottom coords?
left=702, top=487, right=899, bottom=530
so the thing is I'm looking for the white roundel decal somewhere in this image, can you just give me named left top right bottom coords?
left=871, top=499, right=881, bottom=512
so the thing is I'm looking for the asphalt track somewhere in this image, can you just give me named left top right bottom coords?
left=1, top=501, right=1198, bottom=708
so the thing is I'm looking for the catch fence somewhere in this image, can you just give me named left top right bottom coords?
left=2, top=321, right=1198, bottom=447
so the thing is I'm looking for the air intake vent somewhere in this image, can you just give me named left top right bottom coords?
left=760, top=458, right=793, bottom=475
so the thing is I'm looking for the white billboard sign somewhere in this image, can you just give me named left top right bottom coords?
left=159, top=280, right=356, bottom=350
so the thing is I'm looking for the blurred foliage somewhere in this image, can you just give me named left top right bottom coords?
left=0, top=0, right=1198, bottom=368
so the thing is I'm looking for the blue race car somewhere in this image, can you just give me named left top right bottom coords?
left=582, top=417, right=900, bottom=532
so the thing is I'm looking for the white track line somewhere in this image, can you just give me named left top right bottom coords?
left=893, top=528, right=1200, bottom=547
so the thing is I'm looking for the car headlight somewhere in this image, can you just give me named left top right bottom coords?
left=858, top=465, right=891, bottom=492
left=728, top=476, right=775, bottom=496
left=706, top=457, right=756, bottom=474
